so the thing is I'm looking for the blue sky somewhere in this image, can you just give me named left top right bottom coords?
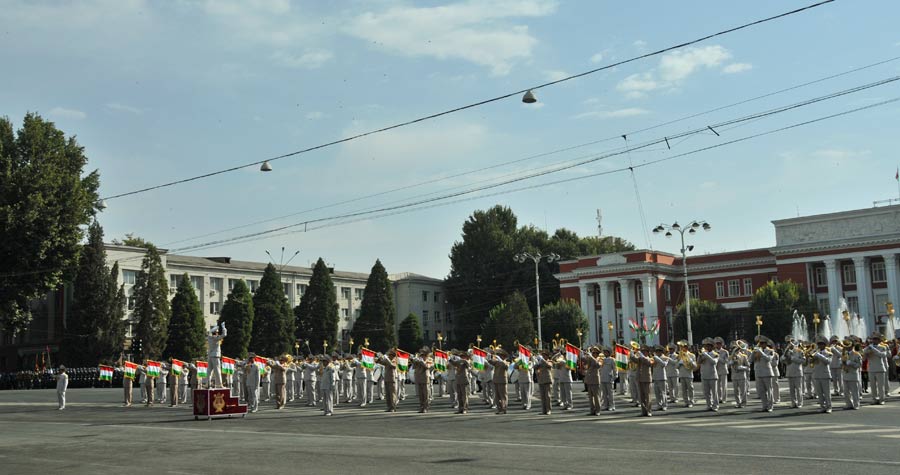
left=3, top=0, right=900, bottom=278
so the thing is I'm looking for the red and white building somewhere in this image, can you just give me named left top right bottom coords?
left=556, top=204, right=900, bottom=346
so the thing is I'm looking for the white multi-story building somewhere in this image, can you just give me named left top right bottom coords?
left=104, top=245, right=449, bottom=355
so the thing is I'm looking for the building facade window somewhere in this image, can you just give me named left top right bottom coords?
left=435, top=311, right=441, bottom=322
left=814, top=267, right=828, bottom=287
left=842, top=264, right=857, bottom=285
left=282, top=282, right=291, bottom=297
left=123, top=270, right=137, bottom=285
left=422, top=310, right=429, bottom=322
left=210, top=277, right=223, bottom=293
left=614, top=285, right=621, bottom=303
left=228, top=278, right=240, bottom=291
left=635, top=282, right=643, bottom=303
left=190, top=276, right=204, bottom=291
left=169, top=274, right=180, bottom=288
left=728, top=280, right=740, bottom=297
left=127, top=297, right=136, bottom=310
left=341, top=287, right=351, bottom=300
left=689, top=283, right=700, bottom=299
left=209, top=302, right=220, bottom=315
left=422, top=290, right=429, bottom=302
left=716, top=281, right=725, bottom=298
left=817, top=297, right=830, bottom=314
left=846, top=296, right=859, bottom=315
left=743, top=278, right=753, bottom=296
left=871, top=262, right=886, bottom=283
left=247, top=280, right=259, bottom=292
left=354, top=288, right=364, bottom=300
left=341, top=308, right=349, bottom=319
left=297, top=283, right=307, bottom=296
left=434, top=292, right=441, bottom=303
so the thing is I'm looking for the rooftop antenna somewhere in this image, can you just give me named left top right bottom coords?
left=596, top=209, right=603, bottom=238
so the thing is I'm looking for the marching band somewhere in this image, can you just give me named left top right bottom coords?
left=41, top=328, right=900, bottom=420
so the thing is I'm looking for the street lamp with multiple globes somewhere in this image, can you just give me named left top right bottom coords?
left=652, top=220, right=711, bottom=346
left=513, top=251, right=561, bottom=350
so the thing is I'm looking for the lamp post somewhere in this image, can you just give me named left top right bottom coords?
left=842, top=310, right=852, bottom=334
left=813, top=312, right=821, bottom=337
left=514, top=251, right=560, bottom=351
left=607, top=321, right=615, bottom=346
left=576, top=328, right=583, bottom=349
left=755, top=315, right=763, bottom=337
left=436, top=332, right=443, bottom=351
left=652, top=220, right=711, bottom=346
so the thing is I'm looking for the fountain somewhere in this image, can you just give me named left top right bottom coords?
left=790, top=310, right=809, bottom=343
left=833, top=298, right=850, bottom=340
left=821, top=315, right=833, bottom=340
left=856, top=313, right=868, bottom=339
left=800, top=314, right=809, bottom=342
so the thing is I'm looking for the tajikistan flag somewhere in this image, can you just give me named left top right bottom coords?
left=221, top=357, right=236, bottom=375
left=253, top=356, right=268, bottom=375
left=517, top=345, right=532, bottom=370
left=433, top=350, right=448, bottom=372
left=123, top=361, right=138, bottom=380
left=146, top=360, right=161, bottom=377
left=396, top=350, right=410, bottom=371
left=614, top=344, right=630, bottom=371
left=195, top=361, right=208, bottom=378
left=171, top=359, right=184, bottom=376
left=564, top=343, right=579, bottom=370
left=471, top=347, right=487, bottom=370
left=360, top=348, right=375, bottom=369
left=98, top=365, right=114, bottom=381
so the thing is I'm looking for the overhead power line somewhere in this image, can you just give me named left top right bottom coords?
left=168, top=82, right=898, bottom=254
left=101, top=0, right=836, bottom=201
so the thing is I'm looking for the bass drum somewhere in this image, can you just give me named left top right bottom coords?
left=372, top=365, right=384, bottom=382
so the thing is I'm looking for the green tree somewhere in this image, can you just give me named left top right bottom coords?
left=218, top=279, right=254, bottom=359
left=61, top=221, right=125, bottom=365
left=673, top=299, right=729, bottom=343
left=133, top=245, right=170, bottom=360
left=164, top=274, right=206, bottom=361
left=750, top=280, right=817, bottom=342
left=0, top=113, right=100, bottom=332
left=250, top=264, right=292, bottom=356
left=111, top=233, right=152, bottom=249
left=351, top=259, right=396, bottom=352
left=445, top=206, right=635, bottom=348
left=540, top=298, right=588, bottom=346
left=295, top=258, right=339, bottom=353
left=481, top=291, right=535, bottom=350
left=397, top=313, right=423, bottom=351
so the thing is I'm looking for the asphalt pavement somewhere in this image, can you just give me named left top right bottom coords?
left=1, top=383, right=899, bottom=475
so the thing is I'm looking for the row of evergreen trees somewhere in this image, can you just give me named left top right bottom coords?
left=59, top=222, right=415, bottom=365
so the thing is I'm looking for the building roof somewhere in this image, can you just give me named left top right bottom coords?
left=389, top=272, right=444, bottom=284
left=164, top=254, right=371, bottom=281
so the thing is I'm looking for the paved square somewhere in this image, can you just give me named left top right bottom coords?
left=2, top=384, right=899, bottom=474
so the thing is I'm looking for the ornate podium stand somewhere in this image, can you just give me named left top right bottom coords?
left=193, top=388, right=247, bottom=420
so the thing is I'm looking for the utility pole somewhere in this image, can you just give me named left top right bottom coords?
left=596, top=209, right=603, bottom=238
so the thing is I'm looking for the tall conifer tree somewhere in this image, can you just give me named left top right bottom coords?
left=219, top=279, right=254, bottom=359
left=351, top=259, right=396, bottom=352
left=164, top=274, right=206, bottom=360
left=295, top=258, right=339, bottom=353
left=133, top=245, right=170, bottom=360
left=251, top=264, right=292, bottom=356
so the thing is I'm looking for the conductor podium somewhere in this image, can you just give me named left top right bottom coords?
left=193, top=388, right=247, bottom=420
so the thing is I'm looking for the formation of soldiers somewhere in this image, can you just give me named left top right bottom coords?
left=103, top=329, right=898, bottom=420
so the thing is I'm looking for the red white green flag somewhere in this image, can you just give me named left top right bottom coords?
left=396, top=350, right=410, bottom=371
left=146, top=360, right=161, bottom=377
left=221, top=357, right=236, bottom=375
left=195, top=361, right=208, bottom=379
left=123, top=361, right=137, bottom=380
left=360, top=348, right=375, bottom=369
left=171, top=359, right=184, bottom=376
left=471, top=347, right=487, bottom=370
left=614, top=344, right=630, bottom=370
left=433, top=350, right=448, bottom=372
left=517, top=345, right=532, bottom=370
left=253, top=356, right=268, bottom=375
left=564, top=343, right=579, bottom=370
left=98, top=365, right=114, bottom=381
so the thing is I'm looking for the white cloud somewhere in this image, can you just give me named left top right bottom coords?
left=617, top=45, right=742, bottom=98
left=590, top=52, right=604, bottom=63
left=271, top=50, right=333, bottom=69
left=543, top=70, right=568, bottom=81
left=658, top=45, right=731, bottom=82
left=305, top=111, right=325, bottom=120
left=633, top=40, right=647, bottom=49
left=344, top=0, right=558, bottom=75
left=105, top=102, right=143, bottom=115
left=48, top=107, right=87, bottom=120
left=573, top=108, right=649, bottom=120
left=722, top=62, right=753, bottom=74
left=812, top=148, right=871, bottom=160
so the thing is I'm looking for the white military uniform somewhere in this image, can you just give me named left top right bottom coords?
left=206, top=324, right=227, bottom=388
